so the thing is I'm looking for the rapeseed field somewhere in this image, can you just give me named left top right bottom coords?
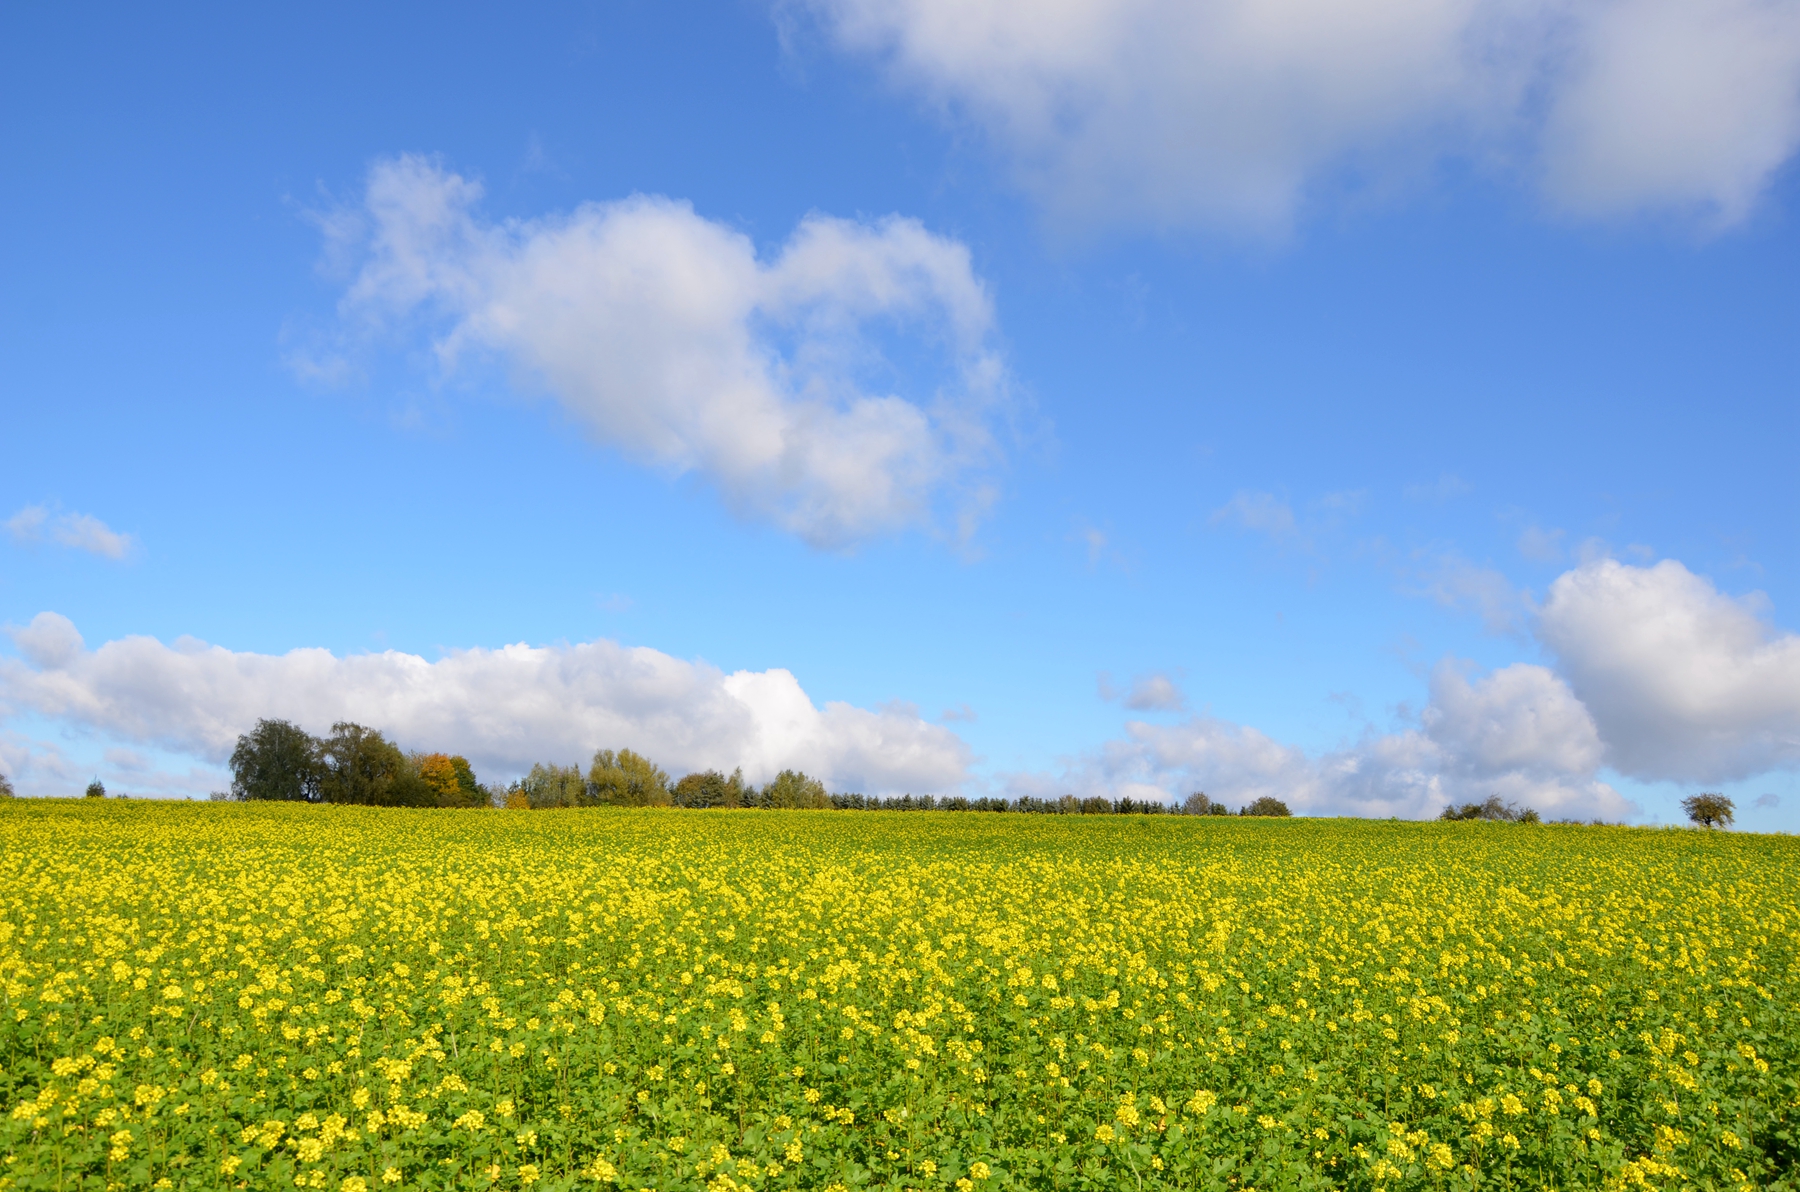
left=1, top=802, right=1794, bottom=1191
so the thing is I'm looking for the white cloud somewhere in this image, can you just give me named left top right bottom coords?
left=799, top=0, right=1800, bottom=232
left=1539, top=0, right=1800, bottom=225
left=1018, top=657, right=1629, bottom=820
left=319, top=155, right=1009, bottom=549
left=1536, top=557, right=1800, bottom=782
left=0, top=613, right=972, bottom=796
left=6, top=505, right=135, bottom=559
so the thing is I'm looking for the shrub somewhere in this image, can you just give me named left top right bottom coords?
left=1439, top=796, right=1538, bottom=824
left=84, top=779, right=105, bottom=799
left=1240, top=796, right=1292, bottom=817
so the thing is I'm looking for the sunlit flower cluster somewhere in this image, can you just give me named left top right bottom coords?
left=0, top=800, right=1793, bottom=1189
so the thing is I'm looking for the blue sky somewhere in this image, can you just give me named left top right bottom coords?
left=3, top=0, right=1797, bottom=826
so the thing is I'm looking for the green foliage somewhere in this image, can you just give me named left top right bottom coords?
left=1239, top=795, right=1292, bottom=817
left=228, top=718, right=323, bottom=802
left=587, top=749, right=672, bottom=807
left=1684, top=792, right=1735, bottom=829
left=83, top=779, right=104, bottom=799
left=760, top=769, right=831, bottom=810
left=315, top=722, right=432, bottom=807
left=672, top=768, right=750, bottom=809
left=519, top=763, right=586, bottom=809
left=448, top=756, right=482, bottom=806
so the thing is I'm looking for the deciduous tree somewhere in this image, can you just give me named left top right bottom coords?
left=1683, top=792, right=1734, bottom=829
left=229, top=718, right=322, bottom=802
left=762, top=769, right=831, bottom=809
left=672, top=768, right=750, bottom=808
left=588, top=749, right=671, bottom=807
left=521, top=763, right=586, bottom=809
left=317, top=723, right=431, bottom=807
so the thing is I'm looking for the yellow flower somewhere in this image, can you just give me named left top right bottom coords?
left=969, top=1161, right=990, bottom=1180
left=518, top=1164, right=540, bottom=1186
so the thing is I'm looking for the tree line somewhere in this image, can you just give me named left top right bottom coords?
left=220, top=718, right=1295, bottom=815
left=0, top=739, right=1747, bottom=827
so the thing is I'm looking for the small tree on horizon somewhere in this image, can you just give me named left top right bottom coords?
left=1240, top=796, right=1292, bottom=817
left=1682, top=792, right=1734, bottom=829
left=0, top=771, right=14, bottom=798
left=85, top=779, right=105, bottom=799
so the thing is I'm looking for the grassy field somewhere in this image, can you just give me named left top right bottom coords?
left=0, top=801, right=1795, bottom=1191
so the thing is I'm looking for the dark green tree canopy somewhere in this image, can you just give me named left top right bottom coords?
left=84, top=779, right=105, bottom=799
left=317, top=722, right=432, bottom=807
left=229, top=718, right=323, bottom=802
left=1240, top=796, right=1292, bottom=817
left=672, top=768, right=750, bottom=809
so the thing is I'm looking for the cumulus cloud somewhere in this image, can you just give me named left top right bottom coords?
left=799, top=0, right=1800, bottom=232
left=0, top=613, right=971, bottom=796
left=1019, top=658, right=1629, bottom=819
left=1536, top=558, right=1800, bottom=783
left=6, top=505, right=135, bottom=559
left=316, top=156, right=1009, bottom=549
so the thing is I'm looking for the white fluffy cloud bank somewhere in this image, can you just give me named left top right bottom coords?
left=1017, top=557, right=1800, bottom=817
left=1538, top=558, right=1800, bottom=782
left=0, top=614, right=972, bottom=797
left=320, top=156, right=1008, bottom=549
left=801, top=0, right=1800, bottom=231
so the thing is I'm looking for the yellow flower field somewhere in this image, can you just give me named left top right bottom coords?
left=1, top=801, right=1794, bottom=1191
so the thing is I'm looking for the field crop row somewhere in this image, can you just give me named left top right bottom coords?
left=0, top=802, right=1794, bottom=1190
